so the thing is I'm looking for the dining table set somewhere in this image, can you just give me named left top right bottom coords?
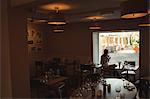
left=30, top=68, right=69, bottom=98
left=70, top=77, right=137, bottom=99
left=33, top=69, right=68, bottom=86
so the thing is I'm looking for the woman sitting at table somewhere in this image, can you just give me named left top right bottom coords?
left=100, top=49, right=111, bottom=76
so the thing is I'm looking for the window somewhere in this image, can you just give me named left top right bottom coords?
left=93, top=30, right=139, bottom=66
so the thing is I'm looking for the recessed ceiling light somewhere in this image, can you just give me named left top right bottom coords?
left=40, top=3, right=71, bottom=11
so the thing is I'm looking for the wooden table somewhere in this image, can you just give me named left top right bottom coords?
left=33, top=75, right=68, bottom=86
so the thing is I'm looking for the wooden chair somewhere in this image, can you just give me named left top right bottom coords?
left=80, top=64, right=92, bottom=83
left=102, top=64, right=117, bottom=77
left=50, top=82, right=67, bottom=98
left=135, top=77, right=150, bottom=98
left=121, top=70, right=136, bottom=82
left=121, top=61, right=136, bottom=82
left=30, top=79, right=56, bottom=98
left=35, top=61, right=44, bottom=76
left=127, top=61, right=136, bottom=66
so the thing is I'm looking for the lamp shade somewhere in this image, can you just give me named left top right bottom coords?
left=89, top=26, right=101, bottom=30
left=28, top=10, right=48, bottom=23
left=48, top=11, right=66, bottom=25
left=121, top=0, right=148, bottom=19
left=138, top=15, right=150, bottom=27
left=52, top=25, right=64, bottom=33
left=89, top=21, right=101, bottom=30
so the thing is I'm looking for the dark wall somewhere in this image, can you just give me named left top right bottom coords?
left=27, top=22, right=49, bottom=77
left=46, top=22, right=92, bottom=64
left=140, top=27, right=150, bottom=77
left=1, top=0, right=12, bottom=97
left=8, top=8, right=30, bottom=97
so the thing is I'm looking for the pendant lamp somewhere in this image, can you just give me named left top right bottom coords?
left=88, top=16, right=102, bottom=30
left=89, top=24, right=101, bottom=30
left=52, top=25, right=64, bottom=33
left=48, top=7, right=66, bottom=25
left=89, top=20, right=101, bottom=30
left=138, top=15, right=150, bottom=27
left=121, top=0, right=148, bottom=19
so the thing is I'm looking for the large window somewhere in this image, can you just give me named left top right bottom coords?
left=93, top=31, right=139, bottom=66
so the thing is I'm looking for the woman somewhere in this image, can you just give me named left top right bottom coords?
left=100, top=49, right=111, bottom=67
left=100, top=49, right=111, bottom=76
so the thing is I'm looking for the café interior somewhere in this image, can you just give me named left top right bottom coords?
left=1, top=0, right=150, bottom=98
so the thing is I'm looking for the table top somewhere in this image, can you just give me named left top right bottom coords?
left=97, top=78, right=137, bottom=99
left=46, top=76, right=67, bottom=85
left=70, top=78, right=137, bottom=99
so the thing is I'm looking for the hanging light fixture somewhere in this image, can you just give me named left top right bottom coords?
left=138, top=15, right=150, bottom=27
left=52, top=25, right=65, bottom=33
left=48, top=7, right=66, bottom=25
left=89, top=21, right=101, bottom=30
left=88, top=17, right=102, bottom=30
left=121, top=0, right=148, bottom=19
left=28, top=8, right=48, bottom=23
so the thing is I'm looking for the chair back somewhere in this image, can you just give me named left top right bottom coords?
left=58, top=83, right=66, bottom=98
left=127, top=61, right=135, bottom=66
left=80, top=64, right=92, bottom=71
left=109, top=64, right=117, bottom=69
left=35, top=61, right=44, bottom=76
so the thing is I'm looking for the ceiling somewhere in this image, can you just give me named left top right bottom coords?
left=11, top=0, right=35, bottom=6
left=15, top=0, right=148, bottom=23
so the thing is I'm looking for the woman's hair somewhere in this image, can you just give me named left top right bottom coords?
left=104, top=49, right=108, bottom=54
